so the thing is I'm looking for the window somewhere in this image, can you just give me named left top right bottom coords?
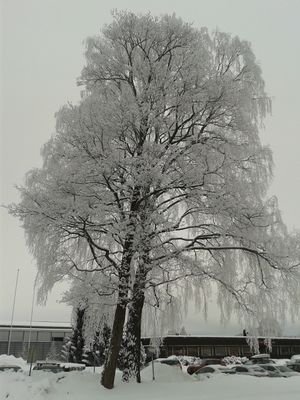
left=10, top=331, right=23, bottom=342
left=37, top=331, right=51, bottom=342
left=214, top=346, right=226, bottom=356
left=167, top=347, right=174, bottom=357
left=236, top=367, right=247, bottom=372
left=280, top=346, right=291, bottom=356
left=24, top=331, right=38, bottom=342
left=228, top=346, right=240, bottom=356
left=187, top=347, right=199, bottom=356
left=242, top=346, right=251, bottom=356
left=51, top=331, right=65, bottom=341
left=267, top=366, right=276, bottom=371
left=52, top=337, right=64, bottom=342
left=173, top=346, right=184, bottom=356
left=0, top=330, right=9, bottom=341
left=292, top=346, right=300, bottom=354
left=159, top=348, right=167, bottom=358
left=201, top=346, right=212, bottom=357
left=198, top=367, right=214, bottom=373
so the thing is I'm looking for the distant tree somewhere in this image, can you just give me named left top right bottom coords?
left=257, top=316, right=283, bottom=337
left=9, top=10, right=300, bottom=389
left=180, top=326, right=187, bottom=336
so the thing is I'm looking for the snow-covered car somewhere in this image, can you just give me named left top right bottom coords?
left=259, top=364, right=299, bottom=377
left=290, top=355, right=300, bottom=363
left=0, top=365, right=22, bottom=372
left=286, top=363, right=300, bottom=373
left=244, top=354, right=275, bottom=365
left=155, top=357, right=182, bottom=368
left=193, top=364, right=234, bottom=378
left=60, top=363, right=86, bottom=372
left=33, top=361, right=65, bottom=373
left=231, top=365, right=269, bottom=377
left=187, top=359, right=226, bottom=375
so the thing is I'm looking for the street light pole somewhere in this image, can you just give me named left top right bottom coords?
left=7, top=268, right=20, bottom=355
left=27, top=276, right=37, bottom=354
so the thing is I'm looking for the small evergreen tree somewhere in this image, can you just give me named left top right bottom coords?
left=61, top=336, right=72, bottom=361
left=63, top=307, right=86, bottom=363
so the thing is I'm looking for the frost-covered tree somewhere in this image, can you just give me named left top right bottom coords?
left=256, top=316, right=283, bottom=337
left=180, top=326, right=188, bottom=336
left=62, top=273, right=114, bottom=366
left=9, top=11, right=300, bottom=389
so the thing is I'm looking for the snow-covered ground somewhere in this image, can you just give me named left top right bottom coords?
left=1, top=356, right=300, bottom=400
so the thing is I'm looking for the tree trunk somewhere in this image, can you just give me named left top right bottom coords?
left=101, top=298, right=127, bottom=389
left=101, top=218, right=137, bottom=388
left=101, top=184, right=145, bottom=388
left=131, top=291, right=145, bottom=383
left=123, top=267, right=146, bottom=383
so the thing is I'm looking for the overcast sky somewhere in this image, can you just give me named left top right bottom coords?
left=1, top=0, right=300, bottom=335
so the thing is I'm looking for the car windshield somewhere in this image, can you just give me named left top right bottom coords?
left=278, top=366, right=292, bottom=372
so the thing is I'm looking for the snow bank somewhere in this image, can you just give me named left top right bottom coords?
left=142, top=362, right=192, bottom=382
left=0, top=370, right=56, bottom=400
left=1, top=362, right=300, bottom=400
left=0, top=354, right=27, bottom=369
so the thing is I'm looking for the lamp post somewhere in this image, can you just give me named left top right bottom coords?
left=27, top=275, right=37, bottom=353
left=7, top=268, right=20, bottom=355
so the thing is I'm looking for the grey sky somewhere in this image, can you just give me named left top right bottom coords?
left=1, top=0, right=300, bottom=334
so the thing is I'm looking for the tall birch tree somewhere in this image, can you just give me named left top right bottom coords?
left=9, top=11, right=300, bottom=388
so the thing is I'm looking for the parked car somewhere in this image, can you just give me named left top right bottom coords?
left=290, top=355, right=300, bottom=363
left=33, top=361, right=65, bottom=373
left=60, top=363, right=86, bottom=372
left=187, top=359, right=226, bottom=375
left=244, top=354, right=275, bottom=365
left=154, top=357, right=182, bottom=368
left=259, top=364, right=299, bottom=377
left=231, top=365, right=269, bottom=377
left=194, top=364, right=234, bottom=378
left=0, top=365, right=22, bottom=372
left=286, top=363, right=300, bottom=373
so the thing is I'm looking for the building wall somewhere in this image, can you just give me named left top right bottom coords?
left=142, top=336, right=300, bottom=359
left=2, top=325, right=300, bottom=361
left=0, top=325, right=72, bottom=361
